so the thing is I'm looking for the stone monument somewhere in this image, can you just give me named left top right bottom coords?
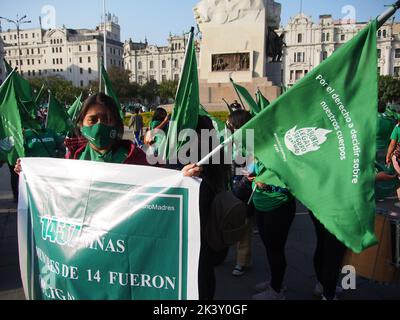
left=194, top=0, right=282, bottom=108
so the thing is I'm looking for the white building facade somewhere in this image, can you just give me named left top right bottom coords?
left=123, top=35, right=200, bottom=85
left=279, top=13, right=400, bottom=87
left=1, top=14, right=123, bottom=88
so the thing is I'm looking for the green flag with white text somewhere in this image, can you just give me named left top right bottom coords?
left=161, top=28, right=199, bottom=161
left=0, top=71, right=25, bottom=165
left=240, top=20, right=379, bottom=253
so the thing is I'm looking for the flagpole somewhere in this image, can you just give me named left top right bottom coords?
left=45, top=91, right=51, bottom=129
left=103, top=0, right=107, bottom=71
left=230, top=78, right=247, bottom=111
left=377, top=1, right=400, bottom=28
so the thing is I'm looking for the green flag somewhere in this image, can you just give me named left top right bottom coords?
left=67, top=93, right=83, bottom=124
left=46, top=92, right=73, bottom=135
left=230, top=79, right=260, bottom=116
left=239, top=20, right=379, bottom=253
left=0, top=71, right=25, bottom=165
left=256, top=90, right=270, bottom=111
left=161, top=28, right=199, bottom=161
left=101, top=64, right=124, bottom=120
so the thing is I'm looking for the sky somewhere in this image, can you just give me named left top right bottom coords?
left=0, top=0, right=399, bottom=45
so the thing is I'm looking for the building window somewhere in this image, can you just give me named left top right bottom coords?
left=322, top=51, right=328, bottom=60
left=297, top=33, right=303, bottom=43
left=321, top=33, right=325, bottom=42
left=27, top=59, right=30, bottom=65
left=32, top=59, right=34, bottom=65
left=341, top=34, right=345, bottom=41
left=60, top=47, right=62, bottom=53
left=88, top=57, right=91, bottom=63
left=162, top=75, right=167, bottom=82
left=31, top=49, right=34, bottom=54
left=88, top=67, right=92, bottom=74
left=174, top=74, right=179, bottom=81
left=38, top=48, right=40, bottom=54
left=290, top=70, right=294, bottom=81
left=80, top=80, right=84, bottom=87
left=52, top=48, right=55, bottom=53
left=377, top=67, right=381, bottom=75
left=394, top=67, right=400, bottom=77
left=295, top=70, right=302, bottom=80
left=377, top=49, right=381, bottom=59
left=60, top=58, right=62, bottom=64
left=378, top=30, right=382, bottom=39
left=174, top=59, right=179, bottom=68
left=79, top=45, right=82, bottom=52
left=80, top=68, right=83, bottom=74
left=162, top=60, right=166, bottom=69
left=326, top=33, right=330, bottom=42
left=395, top=49, right=400, bottom=59
left=88, top=45, right=91, bottom=51
left=138, top=61, right=142, bottom=70
left=383, top=30, right=387, bottom=38
left=79, top=57, right=83, bottom=63
left=150, top=61, right=154, bottom=69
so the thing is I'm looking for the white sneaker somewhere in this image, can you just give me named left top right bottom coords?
left=252, top=285, right=285, bottom=300
left=255, top=280, right=287, bottom=293
left=314, top=282, right=343, bottom=298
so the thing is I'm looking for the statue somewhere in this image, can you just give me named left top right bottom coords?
left=194, top=0, right=281, bottom=28
left=266, top=27, right=286, bottom=62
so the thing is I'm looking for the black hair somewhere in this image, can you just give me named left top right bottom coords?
left=378, top=100, right=387, bottom=114
left=152, top=107, right=168, bottom=123
left=76, top=93, right=124, bottom=138
left=227, top=110, right=252, bottom=131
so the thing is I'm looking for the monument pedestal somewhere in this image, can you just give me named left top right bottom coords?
left=194, top=0, right=283, bottom=110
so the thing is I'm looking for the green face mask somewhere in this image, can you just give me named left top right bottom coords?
left=81, top=123, right=118, bottom=149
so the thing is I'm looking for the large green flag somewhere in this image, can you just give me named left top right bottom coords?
left=46, top=92, right=73, bottom=135
left=101, top=64, right=124, bottom=120
left=256, top=90, right=270, bottom=111
left=239, top=20, right=379, bottom=253
left=0, top=71, right=25, bottom=165
left=230, top=79, right=260, bottom=116
left=160, top=28, right=199, bottom=161
left=67, top=93, right=83, bottom=124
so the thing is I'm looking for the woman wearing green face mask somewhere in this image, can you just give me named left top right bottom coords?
left=15, top=93, right=201, bottom=176
left=64, top=93, right=149, bottom=165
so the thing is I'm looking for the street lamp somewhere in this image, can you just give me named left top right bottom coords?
left=0, top=14, right=31, bottom=72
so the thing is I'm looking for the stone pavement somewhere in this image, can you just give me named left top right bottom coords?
left=0, top=162, right=399, bottom=300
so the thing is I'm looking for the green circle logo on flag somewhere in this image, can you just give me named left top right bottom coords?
left=284, top=126, right=332, bottom=156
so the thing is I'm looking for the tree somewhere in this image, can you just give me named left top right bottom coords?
left=379, top=75, right=400, bottom=104
left=29, top=76, right=87, bottom=106
left=159, top=80, right=178, bottom=104
left=140, top=79, right=159, bottom=105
